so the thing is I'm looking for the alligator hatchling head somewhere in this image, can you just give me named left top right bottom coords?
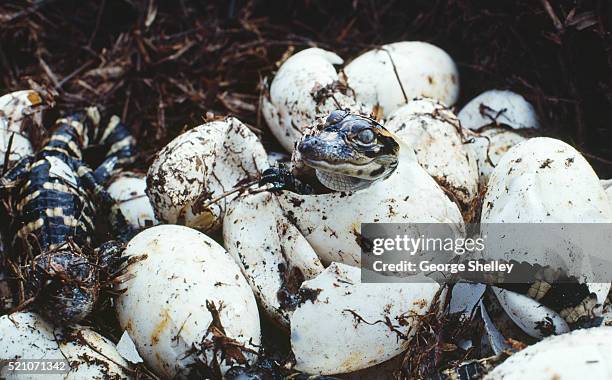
left=294, top=110, right=400, bottom=191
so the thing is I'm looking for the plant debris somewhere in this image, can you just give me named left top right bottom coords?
left=0, top=0, right=610, bottom=174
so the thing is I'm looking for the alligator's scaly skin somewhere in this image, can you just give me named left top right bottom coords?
left=0, top=106, right=135, bottom=322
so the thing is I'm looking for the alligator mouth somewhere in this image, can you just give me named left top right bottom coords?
left=301, top=157, right=374, bottom=173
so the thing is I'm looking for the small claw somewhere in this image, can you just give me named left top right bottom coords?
left=259, top=167, right=313, bottom=195
left=259, top=167, right=289, bottom=191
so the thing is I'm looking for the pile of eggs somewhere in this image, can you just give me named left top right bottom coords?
left=2, top=40, right=611, bottom=380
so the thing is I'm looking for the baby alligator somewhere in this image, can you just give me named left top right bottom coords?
left=260, top=109, right=603, bottom=332
left=0, top=105, right=136, bottom=323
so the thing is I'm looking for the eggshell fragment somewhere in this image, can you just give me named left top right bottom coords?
left=384, top=98, right=478, bottom=211
left=107, top=172, right=158, bottom=229
left=484, top=327, right=612, bottom=380
left=146, top=117, right=269, bottom=232
left=262, top=48, right=369, bottom=151
left=277, top=145, right=464, bottom=266
left=458, top=90, right=539, bottom=131
left=344, top=41, right=459, bottom=116
left=116, top=225, right=261, bottom=378
left=290, top=263, right=440, bottom=375
left=223, top=191, right=324, bottom=327
left=0, top=312, right=131, bottom=379
left=491, top=287, right=569, bottom=339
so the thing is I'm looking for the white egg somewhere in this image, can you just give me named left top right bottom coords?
left=384, top=98, right=479, bottom=212
left=223, top=191, right=324, bottom=327
left=343, top=41, right=459, bottom=116
left=107, top=172, right=158, bottom=229
left=458, top=90, right=539, bottom=186
left=276, top=139, right=464, bottom=266
left=262, top=48, right=369, bottom=152
left=481, top=137, right=612, bottom=335
left=290, top=263, right=441, bottom=375
left=0, top=312, right=131, bottom=379
left=458, top=90, right=539, bottom=131
left=484, top=327, right=612, bottom=380
left=146, top=117, right=269, bottom=232
left=0, top=90, right=46, bottom=167
left=115, top=225, right=261, bottom=378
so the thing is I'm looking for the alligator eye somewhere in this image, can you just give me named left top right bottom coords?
left=356, top=129, right=376, bottom=144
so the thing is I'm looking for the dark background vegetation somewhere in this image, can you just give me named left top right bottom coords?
left=0, top=0, right=610, bottom=170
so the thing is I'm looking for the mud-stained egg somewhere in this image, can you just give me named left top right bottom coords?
left=458, top=90, right=539, bottom=131
left=146, top=117, right=268, bottom=232
left=384, top=98, right=479, bottom=213
left=290, top=263, right=441, bottom=375
left=262, top=47, right=369, bottom=152
left=481, top=137, right=612, bottom=336
left=458, top=90, right=539, bottom=185
left=115, top=224, right=261, bottom=378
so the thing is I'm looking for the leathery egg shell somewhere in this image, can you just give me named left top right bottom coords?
left=384, top=98, right=479, bottom=212
left=115, top=225, right=261, bottom=378
left=262, top=47, right=369, bottom=152
left=484, top=326, right=612, bottom=380
left=290, top=263, right=441, bottom=375
left=146, top=117, right=268, bottom=232
left=0, top=90, right=45, bottom=166
left=223, top=191, right=324, bottom=327
left=458, top=89, right=539, bottom=131
left=107, top=171, right=158, bottom=229
left=343, top=41, right=459, bottom=116
left=0, top=312, right=131, bottom=379
left=482, top=137, right=612, bottom=227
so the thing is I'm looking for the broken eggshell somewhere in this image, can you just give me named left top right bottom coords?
left=146, top=117, right=268, bottom=232
left=276, top=140, right=464, bottom=266
left=290, top=263, right=442, bottom=375
left=343, top=41, right=459, bottom=116
left=484, top=326, right=612, bottom=380
left=491, top=287, right=570, bottom=339
left=223, top=191, right=324, bottom=327
left=115, top=224, right=261, bottom=378
left=384, top=98, right=479, bottom=212
left=481, top=138, right=612, bottom=335
left=107, top=171, right=158, bottom=229
left=262, top=47, right=369, bottom=152
left=0, top=90, right=46, bottom=167
left=0, top=312, right=131, bottom=379
left=458, top=89, right=539, bottom=131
